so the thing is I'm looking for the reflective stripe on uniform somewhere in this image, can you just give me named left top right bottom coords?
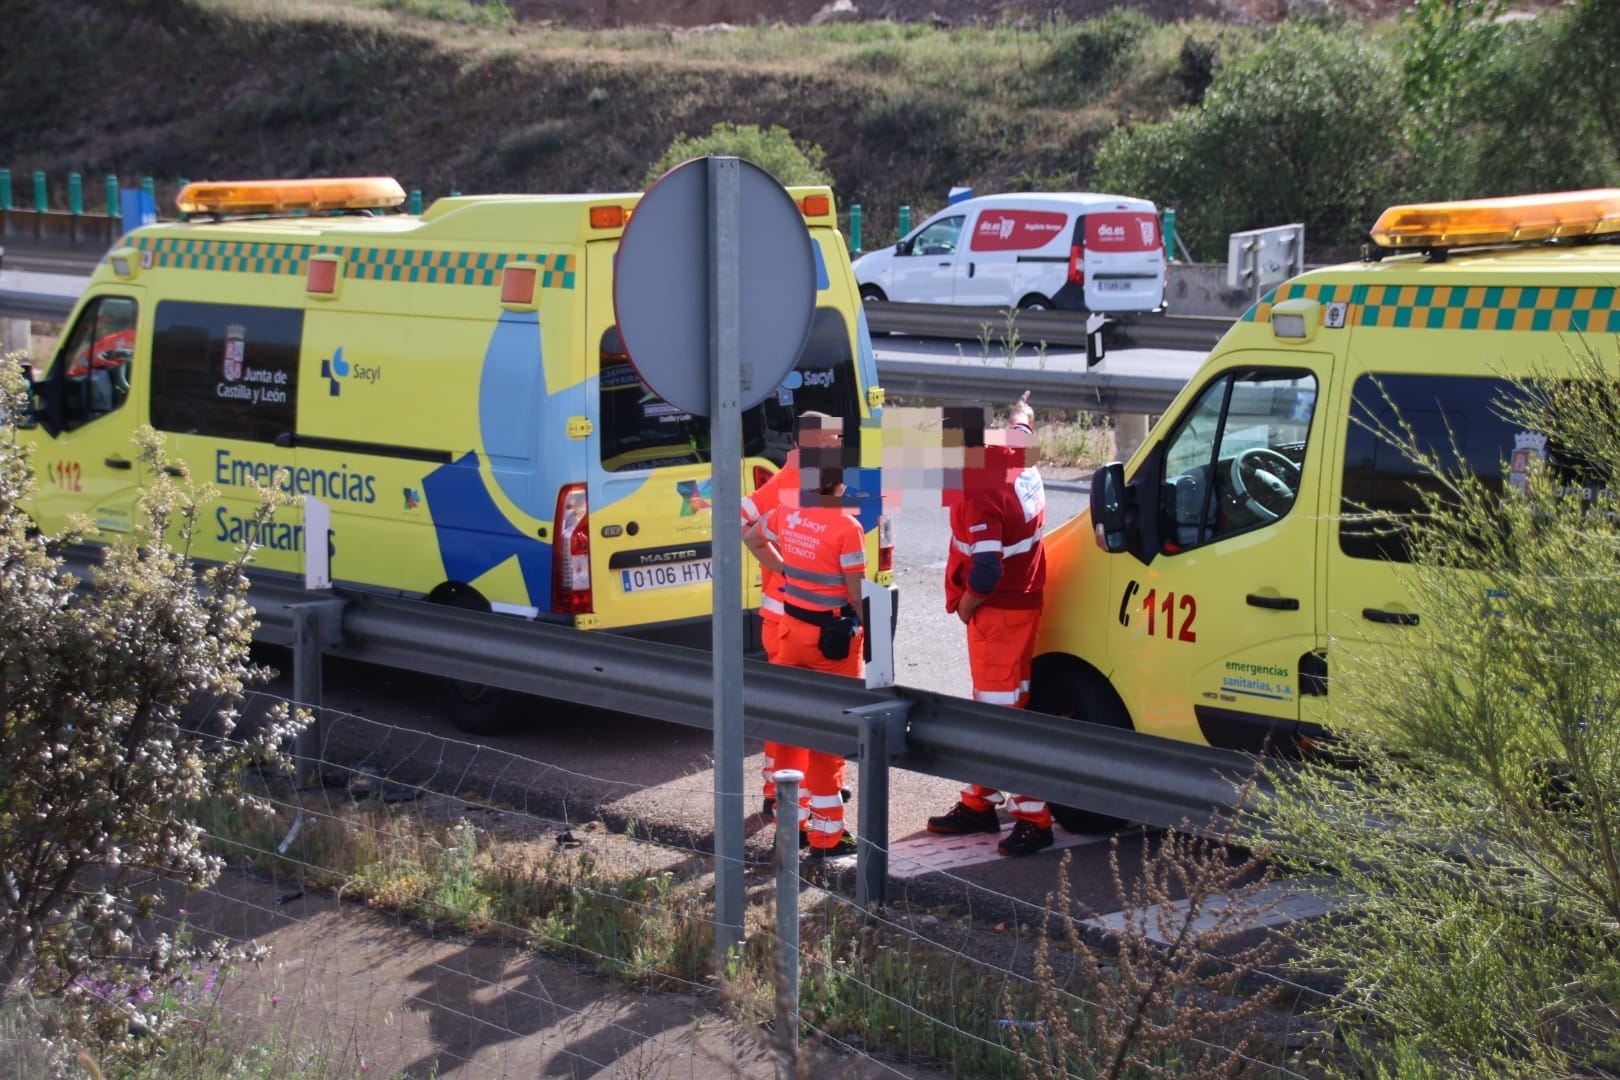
left=974, top=687, right=1022, bottom=705
left=783, top=582, right=842, bottom=608
left=761, top=595, right=785, bottom=615
left=963, top=787, right=1005, bottom=805
left=953, top=528, right=1042, bottom=559
left=808, top=793, right=844, bottom=809
left=740, top=495, right=759, bottom=522
left=784, top=565, right=846, bottom=587
left=839, top=550, right=864, bottom=568
left=810, top=817, right=844, bottom=835
left=1006, top=795, right=1046, bottom=815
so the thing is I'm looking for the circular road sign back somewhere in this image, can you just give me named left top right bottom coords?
left=612, top=157, right=817, bottom=417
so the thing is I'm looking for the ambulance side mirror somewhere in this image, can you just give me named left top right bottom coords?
left=1091, top=462, right=1130, bottom=552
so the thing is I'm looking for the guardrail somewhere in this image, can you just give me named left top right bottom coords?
left=63, top=547, right=1261, bottom=902
left=866, top=301, right=1232, bottom=353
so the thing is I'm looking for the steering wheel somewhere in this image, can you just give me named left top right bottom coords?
left=1229, top=447, right=1300, bottom=522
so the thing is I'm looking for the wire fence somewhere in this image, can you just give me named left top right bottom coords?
left=4, top=688, right=1346, bottom=1079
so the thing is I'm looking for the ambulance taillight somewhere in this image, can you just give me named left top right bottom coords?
left=553, top=484, right=593, bottom=615
left=1067, top=244, right=1084, bottom=288
left=753, top=465, right=775, bottom=491
left=878, top=514, right=894, bottom=573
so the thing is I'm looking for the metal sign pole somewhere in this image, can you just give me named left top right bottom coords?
left=708, top=156, right=746, bottom=965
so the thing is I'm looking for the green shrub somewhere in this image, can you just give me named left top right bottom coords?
left=643, top=122, right=831, bottom=188
left=1041, top=10, right=1154, bottom=91
left=497, top=120, right=569, bottom=174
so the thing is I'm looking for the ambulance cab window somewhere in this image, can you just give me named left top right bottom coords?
left=1158, top=368, right=1316, bottom=551
left=907, top=215, right=965, bottom=257
left=1340, top=374, right=1524, bottom=562
left=149, top=301, right=302, bottom=444
left=50, top=296, right=137, bottom=433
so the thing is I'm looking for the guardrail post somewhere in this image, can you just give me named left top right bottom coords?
left=849, top=204, right=862, bottom=254
left=1162, top=208, right=1177, bottom=262
left=772, top=768, right=803, bottom=1077
left=288, top=598, right=344, bottom=788
left=141, top=177, right=155, bottom=208
left=68, top=173, right=82, bottom=215
left=0, top=169, right=11, bottom=211
left=450, top=190, right=461, bottom=198
left=32, top=171, right=45, bottom=211
left=898, top=204, right=910, bottom=238
left=105, top=175, right=119, bottom=218
left=850, top=699, right=911, bottom=908
left=409, top=189, right=422, bottom=214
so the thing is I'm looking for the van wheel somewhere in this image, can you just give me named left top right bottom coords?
left=1028, top=653, right=1133, bottom=835
left=1016, top=294, right=1052, bottom=311
left=860, top=284, right=887, bottom=304
left=427, top=583, right=523, bottom=736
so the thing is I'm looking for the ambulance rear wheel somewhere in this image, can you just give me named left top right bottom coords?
left=428, top=583, right=523, bottom=737
left=1028, top=653, right=1132, bottom=835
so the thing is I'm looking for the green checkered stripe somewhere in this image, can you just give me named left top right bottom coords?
left=126, top=237, right=576, bottom=289
left=1244, top=280, right=1620, bottom=333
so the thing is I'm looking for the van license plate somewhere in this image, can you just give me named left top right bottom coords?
left=620, top=560, right=714, bottom=592
left=1095, top=280, right=1133, bottom=291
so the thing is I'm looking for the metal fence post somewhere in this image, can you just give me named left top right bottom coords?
left=1163, top=207, right=1177, bottom=262
left=772, top=768, right=803, bottom=1077
left=291, top=605, right=323, bottom=788
left=849, top=203, right=862, bottom=254
left=898, top=204, right=911, bottom=238
left=105, top=175, right=119, bottom=218
left=0, top=169, right=11, bottom=211
left=68, top=173, right=82, bottom=215
left=141, top=176, right=155, bottom=202
left=409, top=189, right=422, bottom=214
left=32, top=171, right=45, bottom=211
left=850, top=699, right=911, bottom=909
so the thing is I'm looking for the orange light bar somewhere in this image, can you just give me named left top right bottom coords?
left=1371, top=189, right=1620, bottom=249
left=177, top=177, right=406, bottom=216
left=590, top=205, right=627, bottom=229
left=799, top=194, right=830, bottom=218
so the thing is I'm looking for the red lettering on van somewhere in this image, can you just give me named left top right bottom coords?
left=969, top=210, right=1068, bottom=252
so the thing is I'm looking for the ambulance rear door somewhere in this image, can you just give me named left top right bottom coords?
left=1110, top=352, right=1333, bottom=749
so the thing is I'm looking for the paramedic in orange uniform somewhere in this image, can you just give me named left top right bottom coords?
left=739, top=441, right=804, bottom=819
left=925, top=396, right=1055, bottom=856
left=744, top=411, right=863, bottom=858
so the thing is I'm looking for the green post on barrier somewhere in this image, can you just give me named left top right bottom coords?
left=410, top=189, right=422, bottom=214
left=850, top=204, right=862, bottom=253
left=899, top=204, right=911, bottom=238
left=106, top=175, right=119, bottom=217
left=141, top=176, right=155, bottom=201
left=0, top=169, right=11, bottom=211
left=32, top=171, right=46, bottom=211
left=69, top=173, right=83, bottom=215
left=1162, top=207, right=1177, bottom=262
left=450, top=190, right=461, bottom=198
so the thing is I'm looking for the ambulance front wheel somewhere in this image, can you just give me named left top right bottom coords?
left=1028, top=652, right=1133, bottom=835
left=428, top=582, right=524, bottom=736
left=1016, top=293, right=1053, bottom=312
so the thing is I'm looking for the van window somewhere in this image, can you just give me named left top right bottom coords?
left=149, top=302, right=302, bottom=444
left=1340, top=374, right=1526, bottom=562
left=1158, top=368, right=1317, bottom=551
left=909, top=215, right=965, bottom=257
left=51, top=296, right=138, bottom=433
left=599, top=308, right=858, bottom=472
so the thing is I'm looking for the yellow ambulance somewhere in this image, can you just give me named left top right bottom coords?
left=1031, top=189, right=1620, bottom=823
left=20, top=176, right=889, bottom=720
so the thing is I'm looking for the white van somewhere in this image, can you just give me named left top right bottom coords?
left=853, top=192, right=1166, bottom=314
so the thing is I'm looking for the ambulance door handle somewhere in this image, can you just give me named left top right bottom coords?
left=163, top=465, right=184, bottom=477
left=1363, top=607, right=1420, bottom=627
left=968, top=262, right=975, bottom=278
left=104, top=456, right=132, bottom=470
left=1246, top=593, right=1298, bottom=611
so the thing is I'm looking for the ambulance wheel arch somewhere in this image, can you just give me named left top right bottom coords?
left=1028, top=651, right=1132, bottom=834
left=859, top=284, right=887, bottom=304
left=1016, top=293, right=1053, bottom=311
left=426, top=581, right=525, bottom=736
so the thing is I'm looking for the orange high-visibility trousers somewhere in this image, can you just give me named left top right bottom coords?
left=758, top=611, right=801, bottom=805
left=776, top=615, right=862, bottom=849
left=958, top=605, right=1051, bottom=829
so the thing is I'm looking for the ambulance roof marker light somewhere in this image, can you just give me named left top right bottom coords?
left=176, top=177, right=407, bottom=218
left=590, top=205, right=628, bottom=229
left=1370, top=189, right=1620, bottom=251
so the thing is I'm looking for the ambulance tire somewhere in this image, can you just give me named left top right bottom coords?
left=1016, top=293, right=1053, bottom=312
left=1028, top=653, right=1133, bottom=836
left=428, top=583, right=523, bottom=736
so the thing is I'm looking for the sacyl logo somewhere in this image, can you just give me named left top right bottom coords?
left=321, top=346, right=350, bottom=397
